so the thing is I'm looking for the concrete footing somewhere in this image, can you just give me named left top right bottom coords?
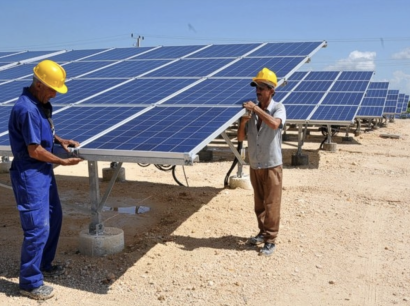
left=79, top=227, right=124, bottom=257
left=0, top=162, right=11, bottom=173
left=282, top=134, right=291, bottom=141
left=323, top=143, right=337, bottom=152
left=342, top=136, right=353, bottom=142
left=291, top=153, right=309, bottom=166
left=228, top=175, right=252, bottom=190
left=102, top=167, right=126, bottom=182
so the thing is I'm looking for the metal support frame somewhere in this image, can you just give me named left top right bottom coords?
left=87, top=160, right=123, bottom=234
left=326, top=124, right=333, bottom=143
left=220, top=131, right=247, bottom=177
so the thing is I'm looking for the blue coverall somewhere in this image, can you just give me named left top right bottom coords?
left=8, top=87, right=63, bottom=290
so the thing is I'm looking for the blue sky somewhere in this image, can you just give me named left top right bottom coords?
left=1, top=0, right=409, bottom=93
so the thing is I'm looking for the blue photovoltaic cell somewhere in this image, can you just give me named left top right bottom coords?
left=52, top=106, right=145, bottom=143
left=0, top=51, right=19, bottom=59
left=294, top=81, right=333, bottom=92
left=145, top=58, right=232, bottom=77
left=82, top=47, right=155, bottom=61
left=274, top=92, right=289, bottom=103
left=401, top=94, right=409, bottom=113
left=48, top=49, right=109, bottom=62
left=338, top=71, right=374, bottom=81
left=357, top=107, right=384, bottom=117
left=360, top=97, right=386, bottom=107
left=136, top=45, right=205, bottom=59
left=365, top=89, right=388, bottom=98
left=79, top=60, right=172, bottom=78
left=275, top=80, right=300, bottom=92
left=321, top=92, right=364, bottom=105
left=82, top=107, right=241, bottom=152
left=214, top=57, right=305, bottom=78
left=61, top=61, right=121, bottom=78
left=282, top=92, right=325, bottom=105
left=0, top=106, right=12, bottom=133
left=285, top=105, right=315, bottom=120
left=186, top=44, right=260, bottom=58
left=52, top=79, right=127, bottom=105
left=0, top=63, right=36, bottom=80
left=330, top=81, right=369, bottom=92
left=396, top=94, right=405, bottom=113
left=76, top=78, right=197, bottom=105
left=0, top=80, right=30, bottom=103
left=368, top=82, right=389, bottom=90
left=304, top=71, right=340, bottom=81
left=250, top=42, right=322, bottom=57
left=163, top=78, right=253, bottom=106
left=0, top=106, right=63, bottom=144
left=310, top=105, right=358, bottom=121
left=287, top=71, right=309, bottom=81
left=0, top=134, right=10, bottom=145
left=384, top=94, right=398, bottom=113
left=0, top=51, right=59, bottom=63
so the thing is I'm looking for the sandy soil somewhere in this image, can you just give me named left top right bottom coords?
left=0, top=119, right=409, bottom=306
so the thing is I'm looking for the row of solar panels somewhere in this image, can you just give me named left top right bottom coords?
left=0, top=42, right=327, bottom=164
left=0, top=42, right=408, bottom=165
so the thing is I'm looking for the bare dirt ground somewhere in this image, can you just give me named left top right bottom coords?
left=0, top=119, right=409, bottom=306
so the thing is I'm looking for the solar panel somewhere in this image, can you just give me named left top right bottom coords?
left=47, top=49, right=109, bottom=62
left=356, top=82, right=389, bottom=118
left=280, top=70, right=374, bottom=124
left=0, top=80, right=29, bottom=104
left=0, top=50, right=60, bottom=63
left=81, top=59, right=174, bottom=78
left=384, top=90, right=399, bottom=114
left=214, top=57, right=307, bottom=78
left=65, top=78, right=199, bottom=106
left=0, top=63, right=36, bottom=80
left=0, top=41, right=327, bottom=164
left=186, top=44, right=260, bottom=58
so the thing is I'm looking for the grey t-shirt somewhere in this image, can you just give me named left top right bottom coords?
left=245, top=99, right=286, bottom=169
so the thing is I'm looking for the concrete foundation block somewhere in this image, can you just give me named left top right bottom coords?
left=282, top=134, right=290, bottom=141
left=0, top=162, right=11, bottom=173
left=291, top=153, right=309, bottom=166
left=102, top=167, right=126, bottom=182
left=229, top=175, right=252, bottom=190
left=79, top=227, right=124, bottom=257
left=323, top=142, right=337, bottom=152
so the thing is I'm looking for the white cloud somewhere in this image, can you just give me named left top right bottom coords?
left=392, top=48, right=410, bottom=59
left=389, top=70, right=410, bottom=94
left=325, top=51, right=376, bottom=71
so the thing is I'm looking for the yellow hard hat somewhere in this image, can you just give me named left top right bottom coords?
left=250, top=67, right=277, bottom=88
left=33, top=60, right=68, bottom=94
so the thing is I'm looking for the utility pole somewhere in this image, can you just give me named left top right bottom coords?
left=131, top=33, right=144, bottom=47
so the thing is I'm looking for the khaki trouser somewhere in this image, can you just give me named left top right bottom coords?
left=250, top=166, right=282, bottom=244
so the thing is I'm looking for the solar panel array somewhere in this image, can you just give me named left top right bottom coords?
left=274, top=70, right=374, bottom=124
left=396, top=93, right=407, bottom=114
left=0, top=41, right=326, bottom=165
left=384, top=90, right=400, bottom=114
left=356, top=81, right=389, bottom=118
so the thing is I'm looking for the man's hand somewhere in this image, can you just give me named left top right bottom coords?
left=57, top=137, right=80, bottom=153
left=59, top=157, right=83, bottom=166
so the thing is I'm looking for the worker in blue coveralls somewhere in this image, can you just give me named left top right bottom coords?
left=8, top=59, right=83, bottom=300
left=237, top=67, right=286, bottom=257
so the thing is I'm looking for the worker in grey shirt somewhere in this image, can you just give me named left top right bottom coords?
left=237, top=67, right=286, bottom=256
